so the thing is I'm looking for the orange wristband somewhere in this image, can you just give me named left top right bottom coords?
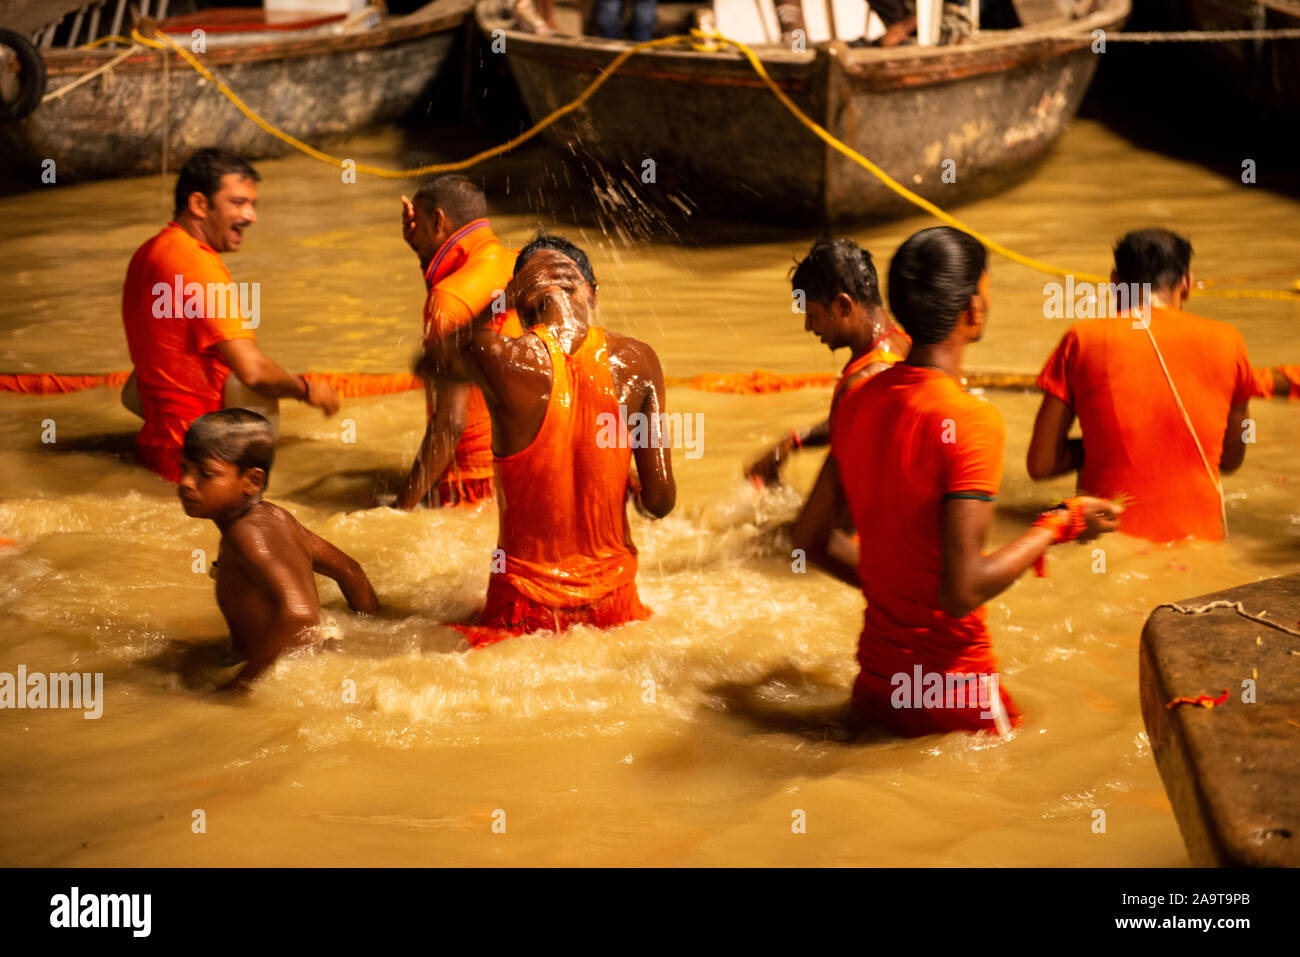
left=1031, top=497, right=1088, bottom=576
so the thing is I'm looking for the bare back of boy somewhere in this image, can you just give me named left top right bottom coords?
left=217, top=501, right=376, bottom=688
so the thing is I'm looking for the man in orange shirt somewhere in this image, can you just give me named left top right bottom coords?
left=394, top=176, right=523, bottom=509
left=1028, top=228, right=1257, bottom=542
left=121, top=148, right=339, bottom=483
left=795, top=227, right=1120, bottom=736
left=744, top=238, right=909, bottom=486
left=422, top=237, right=676, bottom=646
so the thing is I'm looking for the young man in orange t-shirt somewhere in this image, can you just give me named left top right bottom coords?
left=121, top=148, right=338, bottom=482
left=394, top=176, right=523, bottom=509
left=1028, top=228, right=1256, bottom=542
left=795, top=227, right=1121, bottom=737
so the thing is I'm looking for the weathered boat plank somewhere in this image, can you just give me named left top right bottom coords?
left=1140, top=573, right=1300, bottom=867
left=1, top=0, right=472, bottom=182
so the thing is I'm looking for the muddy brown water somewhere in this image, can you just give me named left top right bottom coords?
left=0, top=121, right=1297, bottom=865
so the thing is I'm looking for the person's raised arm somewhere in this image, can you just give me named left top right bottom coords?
left=791, top=454, right=860, bottom=587
left=306, top=529, right=379, bottom=615
left=1219, top=401, right=1249, bottom=474
left=939, top=495, right=1120, bottom=618
left=630, top=343, right=675, bottom=518
left=1026, top=392, right=1082, bottom=480
left=214, top=339, right=339, bottom=414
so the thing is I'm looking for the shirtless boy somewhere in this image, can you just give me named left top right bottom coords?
left=178, top=410, right=378, bottom=689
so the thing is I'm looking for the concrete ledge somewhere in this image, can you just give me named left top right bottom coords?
left=1140, top=573, right=1300, bottom=867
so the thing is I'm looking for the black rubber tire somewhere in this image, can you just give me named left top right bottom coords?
left=0, top=28, right=47, bottom=123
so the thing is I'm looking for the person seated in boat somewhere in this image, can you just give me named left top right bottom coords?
left=793, top=226, right=1121, bottom=736
left=514, top=0, right=560, bottom=34
left=418, top=237, right=676, bottom=647
left=745, top=238, right=909, bottom=487
left=121, top=148, right=339, bottom=483
left=593, top=0, right=657, bottom=41
left=395, top=175, right=524, bottom=509
left=179, top=410, right=378, bottom=691
left=771, top=0, right=916, bottom=48
left=1027, top=228, right=1257, bottom=543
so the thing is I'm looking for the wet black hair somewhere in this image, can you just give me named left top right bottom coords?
left=1112, top=228, right=1193, bottom=291
left=887, top=227, right=987, bottom=345
left=173, top=147, right=260, bottom=218
left=182, top=409, right=275, bottom=479
left=789, top=238, right=882, bottom=309
left=514, top=233, right=597, bottom=286
left=411, top=174, right=487, bottom=228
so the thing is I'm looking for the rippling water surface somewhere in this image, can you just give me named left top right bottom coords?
left=1, top=122, right=1297, bottom=865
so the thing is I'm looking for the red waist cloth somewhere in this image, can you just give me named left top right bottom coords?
left=137, top=443, right=183, bottom=483
left=435, top=474, right=494, bottom=507
left=852, top=668, right=1022, bottom=737
left=451, top=577, right=651, bottom=648
left=851, top=605, right=1023, bottom=737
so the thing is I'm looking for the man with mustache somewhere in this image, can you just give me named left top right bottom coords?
left=121, top=148, right=338, bottom=483
left=421, top=237, right=676, bottom=645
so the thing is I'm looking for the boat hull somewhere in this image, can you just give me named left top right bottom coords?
left=1179, top=0, right=1300, bottom=119
left=479, top=0, right=1129, bottom=223
left=2, top=1, right=470, bottom=182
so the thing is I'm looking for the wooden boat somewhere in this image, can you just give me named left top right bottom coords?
left=0, top=0, right=474, bottom=182
left=1178, top=0, right=1300, bottom=118
left=476, top=0, right=1131, bottom=224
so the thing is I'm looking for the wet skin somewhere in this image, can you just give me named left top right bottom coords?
left=419, top=249, right=676, bottom=519
left=745, top=291, right=909, bottom=487
left=179, top=455, right=378, bottom=690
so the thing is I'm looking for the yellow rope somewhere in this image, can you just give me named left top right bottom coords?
left=128, top=25, right=1299, bottom=303
left=82, top=34, right=133, bottom=48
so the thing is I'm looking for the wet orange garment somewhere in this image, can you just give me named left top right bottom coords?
left=452, top=324, right=648, bottom=647
left=122, top=222, right=254, bottom=482
left=421, top=219, right=518, bottom=503
left=830, top=346, right=906, bottom=421
left=1037, top=307, right=1256, bottom=542
left=832, top=364, right=1022, bottom=736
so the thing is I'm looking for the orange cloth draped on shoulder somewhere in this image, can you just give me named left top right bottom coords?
left=421, top=219, right=519, bottom=505
left=832, top=363, right=1021, bottom=736
left=1037, top=307, right=1255, bottom=543
left=451, top=324, right=649, bottom=648
left=121, top=222, right=255, bottom=482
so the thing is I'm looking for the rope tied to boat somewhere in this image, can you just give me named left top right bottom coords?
left=41, top=41, right=141, bottom=102
left=110, top=23, right=1300, bottom=303
left=1154, top=599, right=1300, bottom=639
